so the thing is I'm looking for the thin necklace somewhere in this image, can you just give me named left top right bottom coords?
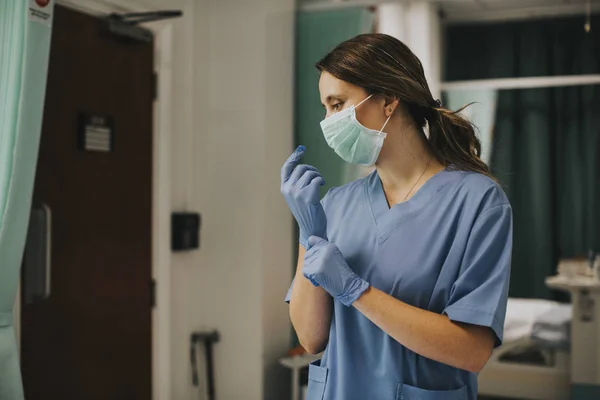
left=402, top=155, right=433, bottom=202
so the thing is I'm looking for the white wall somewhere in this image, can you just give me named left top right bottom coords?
left=169, top=0, right=295, bottom=399
left=378, top=2, right=442, bottom=99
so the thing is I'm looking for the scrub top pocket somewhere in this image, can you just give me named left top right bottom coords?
left=396, top=383, right=468, bottom=400
left=305, top=360, right=328, bottom=400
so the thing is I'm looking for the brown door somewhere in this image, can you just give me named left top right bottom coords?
left=21, top=6, right=153, bottom=400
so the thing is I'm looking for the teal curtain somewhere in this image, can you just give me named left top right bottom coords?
left=0, top=1, right=54, bottom=397
left=445, top=17, right=600, bottom=299
left=295, top=8, right=375, bottom=194
left=290, top=8, right=374, bottom=347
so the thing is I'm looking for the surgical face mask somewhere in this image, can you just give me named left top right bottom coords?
left=320, top=94, right=391, bottom=166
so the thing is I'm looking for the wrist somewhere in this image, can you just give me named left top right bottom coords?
left=300, top=231, right=327, bottom=250
left=337, top=276, right=370, bottom=307
left=299, top=235, right=309, bottom=249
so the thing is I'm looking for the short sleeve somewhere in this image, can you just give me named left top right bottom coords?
left=443, top=204, right=512, bottom=347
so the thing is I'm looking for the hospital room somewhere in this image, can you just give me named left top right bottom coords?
left=0, top=0, right=599, bottom=399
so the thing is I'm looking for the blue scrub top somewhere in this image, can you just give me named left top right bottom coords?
left=286, top=168, right=512, bottom=400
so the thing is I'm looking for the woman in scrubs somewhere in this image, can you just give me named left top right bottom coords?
left=281, top=33, right=512, bottom=400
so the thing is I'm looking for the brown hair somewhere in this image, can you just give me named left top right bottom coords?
left=316, top=33, right=492, bottom=179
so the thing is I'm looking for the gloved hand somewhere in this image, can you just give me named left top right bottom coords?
left=303, top=236, right=370, bottom=306
left=280, top=146, right=327, bottom=249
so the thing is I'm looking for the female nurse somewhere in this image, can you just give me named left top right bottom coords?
left=281, top=33, right=512, bottom=400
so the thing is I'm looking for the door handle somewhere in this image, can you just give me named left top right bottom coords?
left=22, top=202, right=52, bottom=304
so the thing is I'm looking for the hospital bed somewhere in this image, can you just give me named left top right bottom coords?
left=478, top=298, right=572, bottom=399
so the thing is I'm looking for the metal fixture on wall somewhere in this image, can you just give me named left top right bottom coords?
left=106, top=10, right=182, bottom=42
left=191, top=330, right=220, bottom=400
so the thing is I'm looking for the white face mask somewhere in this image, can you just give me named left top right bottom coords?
left=319, top=94, right=391, bottom=166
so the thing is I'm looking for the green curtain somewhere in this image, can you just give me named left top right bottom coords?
left=0, top=1, right=54, bottom=397
left=294, top=8, right=375, bottom=194
left=446, top=17, right=600, bottom=299
left=290, top=8, right=374, bottom=347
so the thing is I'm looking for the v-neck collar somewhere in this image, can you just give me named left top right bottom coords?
left=365, top=168, right=463, bottom=242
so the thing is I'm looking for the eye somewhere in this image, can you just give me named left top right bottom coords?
left=332, top=102, right=343, bottom=112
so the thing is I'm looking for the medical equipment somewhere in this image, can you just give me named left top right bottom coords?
left=281, top=146, right=327, bottom=249
left=190, top=330, right=220, bottom=400
left=590, top=251, right=600, bottom=281
left=480, top=273, right=600, bottom=400
left=546, top=276, right=600, bottom=398
left=319, top=94, right=390, bottom=166
left=478, top=298, right=572, bottom=399
left=530, top=304, right=571, bottom=349
left=558, top=258, right=592, bottom=279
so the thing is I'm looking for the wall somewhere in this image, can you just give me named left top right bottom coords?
left=169, top=0, right=295, bottom=399
left=378, top=2, right=441, bottom=99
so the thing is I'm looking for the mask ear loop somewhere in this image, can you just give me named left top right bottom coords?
left=356, top=94, right=391, bottom=136
left=355, top=94, right=374, bottom=108
left=378, top=115, right=391, bottom=137
left=357, top=94, right=393, bottom=136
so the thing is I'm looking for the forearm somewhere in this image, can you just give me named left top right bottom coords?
left=353, top=287, right=493, bottom=372
left=289, top=249, right=333, bottom=354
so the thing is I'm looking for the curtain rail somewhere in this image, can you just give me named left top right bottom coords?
left=298, top=0, right=426, bottom=12
left=441, top=75, right=600, bottom=91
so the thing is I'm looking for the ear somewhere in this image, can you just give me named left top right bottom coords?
left=383, top=96, right=399, bottom=118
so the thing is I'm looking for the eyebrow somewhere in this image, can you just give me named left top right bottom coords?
left=321, top=95, right=345, bottom=106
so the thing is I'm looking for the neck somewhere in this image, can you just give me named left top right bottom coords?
left=375, top=121, right=443, bottom=193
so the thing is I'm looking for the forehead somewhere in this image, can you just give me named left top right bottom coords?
left=318, top=71, right=361, bottom=102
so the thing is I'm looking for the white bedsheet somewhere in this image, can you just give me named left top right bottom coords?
left=504, top=298, right=562, bottom=342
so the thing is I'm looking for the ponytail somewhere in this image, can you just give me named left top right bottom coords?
left=404, top=102, right=494, bottom=179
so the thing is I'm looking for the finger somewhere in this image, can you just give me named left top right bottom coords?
left=308, top=235, right=327, bottom=248
left=304, top=244, right=320, bottom=262
left=288, top=164, right=317, bottom=186
left=298, top=164, right=320, bottom=174
left=288, top=164, right=321, bottom=184
left=294, top=170, right=321, bottom=189
left=304, top=238, right=326, bottom=262
left=306, top=175, right=325, bottom=192
left=281, top=145, right=306, bottom=182
left=302, top=269, right=320, bottom=287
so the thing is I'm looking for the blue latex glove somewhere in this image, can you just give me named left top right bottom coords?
left=303, top=236, right=370, bottom=306
left=280, top=146, right=327, bottom=249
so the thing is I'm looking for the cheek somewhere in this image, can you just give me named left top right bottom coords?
left=356, top=107, right=386, bottom=130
